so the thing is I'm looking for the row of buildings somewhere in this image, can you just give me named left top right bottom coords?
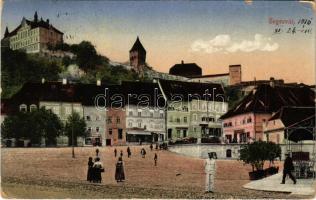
left=1, top=79, right=228, bottom=146
left=1, top=78, right=314, bottom=147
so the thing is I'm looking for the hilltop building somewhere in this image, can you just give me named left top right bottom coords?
left=169, top=61, right=202, bottom=78
left=129, top=37, right=146, bottom=75
left=2, top=11, right=63, bottom=53
left=169, top=62, right=242, bottom=86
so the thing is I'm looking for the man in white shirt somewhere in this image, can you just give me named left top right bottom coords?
left=205, top=152, right=216, bottom=193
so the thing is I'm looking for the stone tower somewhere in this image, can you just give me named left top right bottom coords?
left=229, top=65, right=242, bottom=85
left=129, top=37, right=146, bottom=75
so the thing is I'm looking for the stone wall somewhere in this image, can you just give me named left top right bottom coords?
left=169, top=143, right=315, bottom=160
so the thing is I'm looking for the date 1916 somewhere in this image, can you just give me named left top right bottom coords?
left=271, top=18, right=312, bottom=35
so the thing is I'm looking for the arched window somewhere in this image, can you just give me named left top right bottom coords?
left=19, top=104, right=27, bottom=112
left=30, top=104, right=37, bottom=112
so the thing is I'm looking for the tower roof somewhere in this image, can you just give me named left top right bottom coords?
left=130, top=36, right=146, bottom=52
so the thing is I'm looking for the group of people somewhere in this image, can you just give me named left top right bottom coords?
left=87, top=150, right=104, bottom=183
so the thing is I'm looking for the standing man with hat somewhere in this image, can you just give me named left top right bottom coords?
left=205, top=152, right=217, bottom=193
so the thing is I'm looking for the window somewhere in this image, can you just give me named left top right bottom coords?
left=30, top=104, right=37, bottom=112
left=129, top=111, right=133, bottom=116
left=193, top=127, right=197, bottom=132
left=138, top=122, right=142, bottom=128
left=150, top=112, right=154, bottom=118
left=19, top=104, right=27, bottom=112
left=176, top=118, right=180, bottom=123
left=177, top=130, right=181, bottom=138
left=138, top=111, right=141, bottom=117
left=160, top=113, right=164, bottom=118
left=247, top=118, right=252, bottom=123
left=183, top=106, right=188, bottom=112
left=169, top=116, right=173, bottom=122
left=109, top=128, right=112, bottom=135
left=183, top=130, right=187, bottom=138
left=168, top=129, right=172, bottom=139
left=96, top=127, right=99, bottom=132
left=116, top=117, right=120, bottom=124
left=118, top=129, right=123, bottom=139
left=86, top=116, right=91, bottom=121
left=107, top=117, right=112, bottom=124
left=87, top=127, right=92, bottom=133
left=193, top=114, right=197, bottom=121
left=96, top=115, right=100, bottom=121
left=183, top=117, right=187, bottom=123
left=128, top=121, right=133, bottom=127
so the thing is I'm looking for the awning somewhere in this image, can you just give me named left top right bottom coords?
left=127, top=130, right=152, bottom=136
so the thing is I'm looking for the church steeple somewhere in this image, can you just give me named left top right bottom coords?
left=34, top=11, right=38, bottom=22
left=4, top=26, right=9, bottom=38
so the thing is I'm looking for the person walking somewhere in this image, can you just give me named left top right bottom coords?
left=114, top=148, right=117, bottom=157
left=127, top=147, right=131, bottom=158
left=150, top=143, right=153, bottom=151
left=281, top=153, right=296, bottom=184
left=120, top=150, right=123, bottom=157
left=205, top=152, right=216, bottom=193
left=93, top=157, right=104, bottom=183
left=87, top=157, right=94, bottom=182
left=141, top=148, right=146, bottom=158
left=154, top=153, right=158, bottom=166
left=115, top=157, right=125, bottom=182
left=96, top=148, right=100, bottom=157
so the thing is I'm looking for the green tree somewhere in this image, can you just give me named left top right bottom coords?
left=1, top=48, right=62, bottom=98
left=1, top=108, right=63, bottom=146
left=239, top=141, right=281, bottom=172
left=70, top=41, right=103, bottom=71
left=32, top=108, right=63, bottom=146
left=64, top=112, right=87, bottom=146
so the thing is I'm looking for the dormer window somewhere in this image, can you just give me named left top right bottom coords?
left=30, top=104, right=37, bottom=112
left=19, top=104, right=27, bottom=112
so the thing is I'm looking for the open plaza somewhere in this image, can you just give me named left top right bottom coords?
left=1, top=146, right=315, bottom=199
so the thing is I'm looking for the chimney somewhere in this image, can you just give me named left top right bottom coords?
left=62, top=78, right=67, bottom=85
left=181, top=60, right=184, bottom=64
left=97, top=79, right=101, bottom=86
left=269, top=77, right=275, bottom=88
left=41, top=78, right=45, bottom=84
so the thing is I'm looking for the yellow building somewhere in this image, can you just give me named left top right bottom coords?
left=3, top=12, right=63, bottom=53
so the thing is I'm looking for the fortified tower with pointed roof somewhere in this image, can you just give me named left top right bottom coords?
left=129, top=37, right=146, bottom=75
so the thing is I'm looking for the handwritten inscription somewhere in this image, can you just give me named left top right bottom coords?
left=269, top=17, right=312, bottom=35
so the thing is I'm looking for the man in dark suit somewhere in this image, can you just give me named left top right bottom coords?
left=281, top=153, right=296, bottom=184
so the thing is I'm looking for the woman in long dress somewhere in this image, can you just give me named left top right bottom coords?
left=87, top=157, right=94, bottom=182
left=115, top=156, right=125, bottom=182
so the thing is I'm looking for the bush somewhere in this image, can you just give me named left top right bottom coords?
left=239, top=141, right=281, bottom=172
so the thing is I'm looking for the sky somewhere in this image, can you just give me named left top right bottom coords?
left=1, top=0, right=315, bottom=84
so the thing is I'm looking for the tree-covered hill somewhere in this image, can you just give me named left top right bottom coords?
left=1, top=41, right=141, bottom=98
